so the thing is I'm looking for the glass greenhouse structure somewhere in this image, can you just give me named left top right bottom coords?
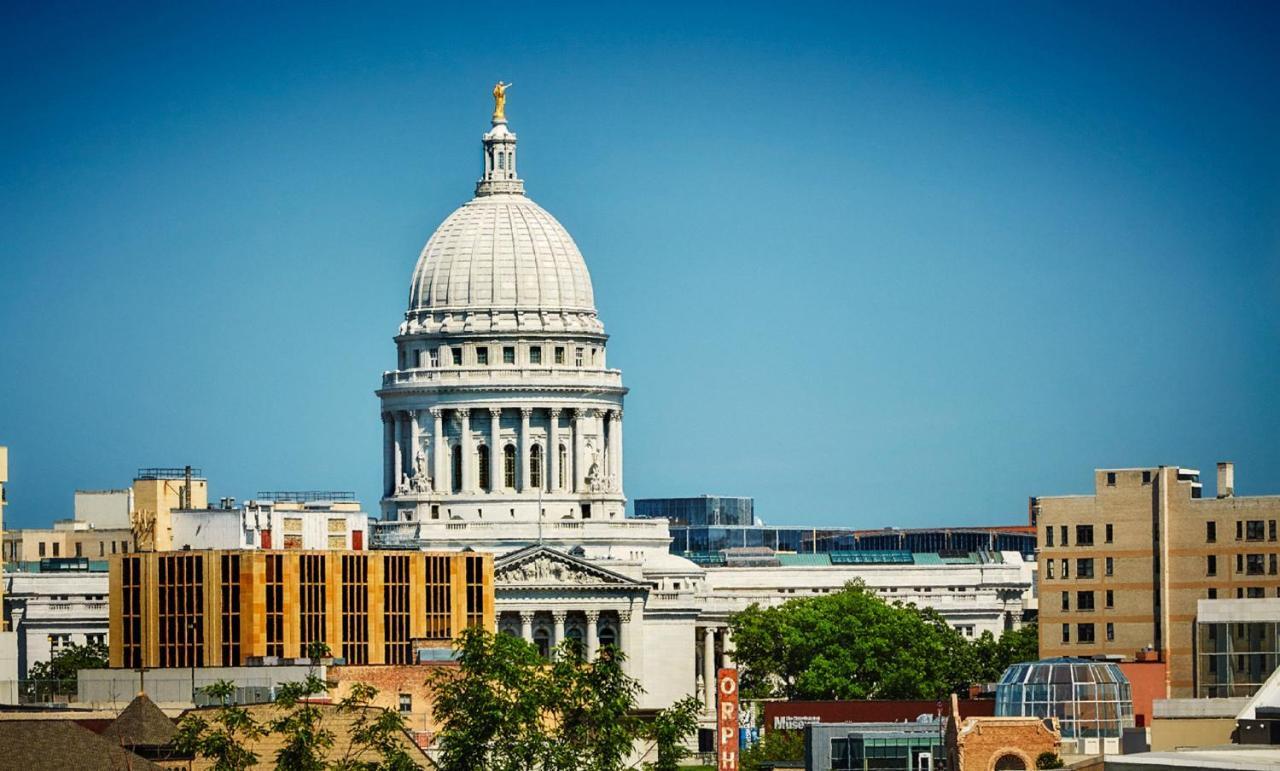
left=995, top=658, right=1134, bottom=740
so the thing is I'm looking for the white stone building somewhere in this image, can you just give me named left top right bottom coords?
left=3, top=570, right=109, bottom=679
left=371, top=101, right=1032, bottom=716
left=171, top=494, right=369, bottom=551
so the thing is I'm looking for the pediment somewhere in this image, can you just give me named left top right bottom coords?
left=495, top=545, right=643, bottom=589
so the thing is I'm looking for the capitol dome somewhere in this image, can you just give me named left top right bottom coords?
left=407, top=194, right=596, bottom=315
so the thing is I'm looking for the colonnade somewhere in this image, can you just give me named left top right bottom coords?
left=502, top=608, right=629, bottom=663
left=382, top=406, right=622, bottom=498
left=698, top=625, right=733, bottom=710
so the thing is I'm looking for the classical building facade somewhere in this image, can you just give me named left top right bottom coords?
left=369, top=93, right=1033, bottom=717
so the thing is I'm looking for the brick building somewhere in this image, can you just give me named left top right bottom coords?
left=1034, top=462, right=1280, bottom=698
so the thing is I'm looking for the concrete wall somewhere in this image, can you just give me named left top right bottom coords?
left=1149, top=717, right=1236, bottom=751
left=74, top=490, right=131, bottom=530
left=637, top=616, right=697, bottom=710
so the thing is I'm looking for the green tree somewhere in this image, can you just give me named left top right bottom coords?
left=971, top=623, right=1040, bottom=683
left=1036, top=750, right=1065, bottom=769
left=730, top=581, right=976, bottom=700
left=25, top=640, right=108, bottom=699
left=271, top=673, right=336, bottom=771
left=330, top=681, right=419, bottom=771
left=643, top=695, right=700, bottom=771
left=430, top=627, right=701, bottom=771
left=740, top=729, right=805, bottom=771
left=174, top=680, right=268, bottom=771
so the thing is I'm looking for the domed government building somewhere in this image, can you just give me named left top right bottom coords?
left=371, top=86, right=1034, bottom=716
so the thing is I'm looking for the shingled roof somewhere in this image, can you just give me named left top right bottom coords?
left=0, top=719, right=164, bottom=770
left=101, top=692, right=179, bottom=748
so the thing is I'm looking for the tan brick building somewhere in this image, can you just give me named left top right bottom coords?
left=108, top=549, right=494, bottom=669
left=1034, top=462, right=1280, bottom=697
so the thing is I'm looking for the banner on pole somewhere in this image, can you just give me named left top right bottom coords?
left=717, top=668, right=739, bottom=771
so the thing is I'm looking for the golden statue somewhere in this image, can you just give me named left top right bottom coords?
left=492, top=81, right=512, bottom=122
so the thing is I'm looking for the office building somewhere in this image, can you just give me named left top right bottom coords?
left=633, top=495, right=754, bottom=526
left=1034, top=462, right=1280, bottom=697
left=170, top=491, right=369, bottom=551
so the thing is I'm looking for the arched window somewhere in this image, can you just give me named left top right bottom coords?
left=503, top=444, right=516, bottom=489
left=566, top=627, right=584, bottom=659
left=994, top=754, right=1028, bottom=770
left=496, top=152, right=505, bottom=170
left=477, top=446, right=490, bottom=492
left=451, top=445, right=462, bottom=493
left=533, top=628, right=550, bottom=659
left=558, top=444, right=568, bottom=489
left=598, top=625, right=617, bottom=650
left=530, top=444, right=543, bottom=489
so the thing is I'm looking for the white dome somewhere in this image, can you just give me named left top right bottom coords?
left=407, top=193, right=597, bottom=316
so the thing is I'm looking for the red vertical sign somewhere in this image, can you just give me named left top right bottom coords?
left=717, top=668, right=739, bottom=771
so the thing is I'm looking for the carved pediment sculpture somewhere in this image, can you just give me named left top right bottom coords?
left=499, top=555, right=608, bottom=586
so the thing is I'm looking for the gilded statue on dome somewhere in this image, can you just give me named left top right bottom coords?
left=492, top=81, right=512, bottom=121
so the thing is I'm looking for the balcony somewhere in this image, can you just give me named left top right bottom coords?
left=380, top=367, right=624, bottom=391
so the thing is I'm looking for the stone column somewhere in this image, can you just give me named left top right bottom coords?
left=585, top=610, right=600, bottom=660
left=519, top=610, right=533, bottom=642
left=489, top=408, right=502, bottom=492
left=431, top=408, right=445, bottom=492
left=552, top=611, right=566, bottom=658
left=382, top=412, right=395, bottom=497
left=519, top=408, right=532, bottom=493
left=613, top=409, right=624, bottom=493
left=572, top=409, right=584, bottom=493
left=617, top=610, right=630, bottom=669
left=459, top=408, right=473, bottom=493
left=702, top=627, right=716, bottom=711
left=548, top=409, right=562, bottom=493
left=391, top=412, right=404, bottom=492
left=407, top=410, right=421, bottom=477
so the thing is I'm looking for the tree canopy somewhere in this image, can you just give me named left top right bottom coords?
left=428, top=626, right=702, bottom=771
left=730, top=581, right=1038, bottom=700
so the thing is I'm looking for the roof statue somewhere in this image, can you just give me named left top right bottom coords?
left=492, top=81, right=512, bottom=122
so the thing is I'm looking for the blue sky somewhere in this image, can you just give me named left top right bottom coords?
left=2, top=1, right=1277, bottom=528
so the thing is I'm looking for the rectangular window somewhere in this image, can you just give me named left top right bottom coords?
left=1207, top=555, right=1217, bottom=576
left=1105, top=557, right=1114, bottom=577
left=1061, top=591, right=1070, bottom=611
left=75, top=542, right=82, bottom=557
left=1208, top=588, right=1217, bottom=599
left=1105, top=589, right=1114, bottom=608
left=1046, top=527, right=1054, bottom=547
left=476, top=347, right=489, bottom=366
left=1106, top=623, right=1115, bottom=642
left=1272, top=521, right=1277, bottom=542
left=1247, top=520, right=1265, bottom=541
left=399, top=693, right=412, bottom=713
left=383, top=555, right=412, bottom=665
left=53, top=543, right=60, bottom=557
left=38, top=542, right=46, bottom=557
left=1076, top=525, right=1094, bottom=546
left=1207, top=521, right=1217, bottom=543
left=1061, top=559, right=1069, bottom=579
left=1077, top=591, right=1095, bottom=611
left=1272, top=554, right=1278, bottom=576
left=574, top=347, right=584, bottom=367
left=1046, top=560, right=1054, bottom=579
left=1060, top=525, right=1069, bottom=546
left=265, top=554, right=284, bottom=658
left=1238, top=587, right=1245, bottom=599
left=1142, top=470, right=1152, bottom=485
left=502, top=346, right=515, bottom=364
left=1077, top=558, right=1094, bottom=579
left=220, top=554, right=242, bottom=665
left=341, top=554, right=370, bottom=665
left=298, top=554, right=326, bottom=660
left=1105, top=524, right=1114, bottom=543
left=554, top=346, right=565, bottom=364
left=1238, top=554, right=1245, bottom=574
left=1061, top=624, right=1070, bottom=643
left=429, top=349, right=440, bottom=368
left=1106, top=472, right=1117, bottom=486
left=1248, top=587, right=1266, bottom=599
left=1238, top=521, right=1244, bottom=540
left=1248, top=554, right=1266, bottom=576
left=451, top=347, right=463, bottom=366
left=1078, top=623, right=1095, bottom=643
left=416, top=349, right=427, bottom=367
left=530, top=347, right=542, bottom=365
left=99, top=542, right=104, bottom=556
left=424, top=555, right=453, bottom=640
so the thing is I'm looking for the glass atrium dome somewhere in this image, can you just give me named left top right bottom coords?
left=995, top=657, right=1135, bottom=739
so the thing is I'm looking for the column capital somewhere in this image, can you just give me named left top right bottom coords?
left=520, top=407, right=533, bottom=418
left=489, top=407, right=503, bottom=419
left=551, top=610, right=568, bottom=623
left=611, top=408, right=622, bottom=419
left=429, top=407, right=444, bottom=419
left=519, top=610, right=534, bottom=622
left=618, top=610, right=632, bottom=623
left=408, top=409, right=419, bottom=419
left=549, top=407, right=562, bottom=418
left=585, top=609, right=600, bottom=623
left=456, top=407, right=470, bottom=419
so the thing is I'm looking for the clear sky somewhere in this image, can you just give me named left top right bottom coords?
left=2, top=1, right=1277, bottom=529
